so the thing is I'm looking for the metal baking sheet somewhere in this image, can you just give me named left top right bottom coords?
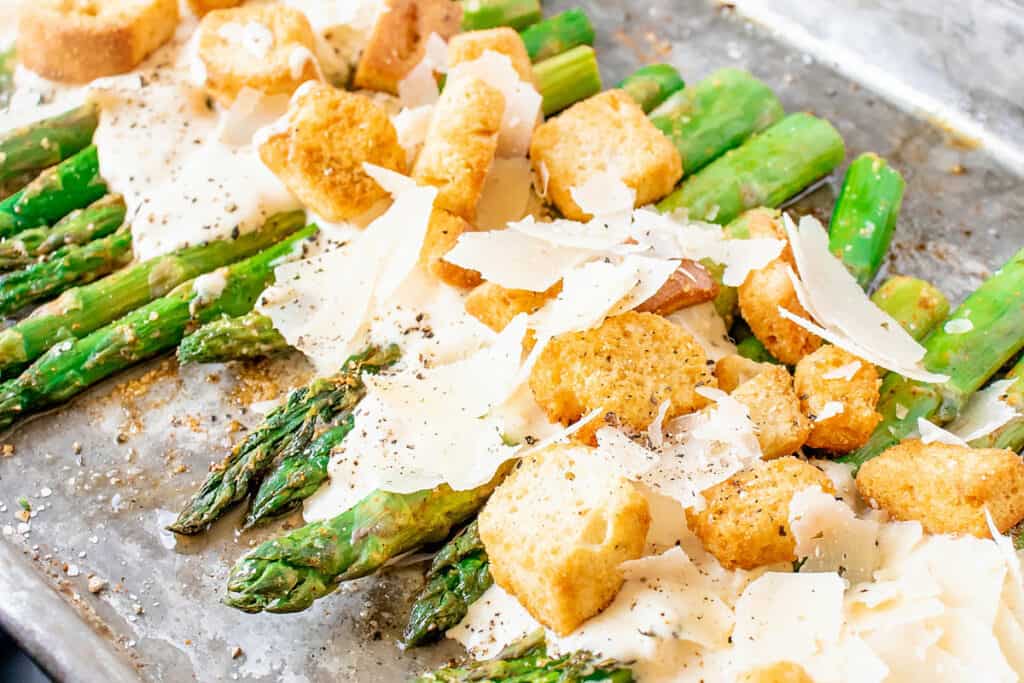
left=1, top=1, right=1023, bottom=680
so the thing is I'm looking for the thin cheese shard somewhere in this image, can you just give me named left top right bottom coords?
left=946, top=379, right=1018, bottom=442
left=475, top=158, right=534, bottom=231
left=789, top=486, right=880, bottom=584
left=666, top=302, right=737, bottom=361
left=916, top=417, right=968, bottom=447
left=444, top=229, right=594, bottom=292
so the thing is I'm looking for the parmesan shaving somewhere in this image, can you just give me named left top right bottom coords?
left=944, top=318, right=974, bottom=334
left=475, top=158, right=534, bottom=231
left=946, top=379, right=1018, bottom=442
left=390, top=105, right=434, bottom=165
left=916, top=418, right=968, bottom=447
left=816, top=400, right=846, bottom=422
left=444, top=229, right=594, bottom=292
left=781, top=214, right=948, bottom=383
left=397, top=59, right=440, bottom=108
left=665, top=302, right=736, bottom=361
left=528, top=259, right=647, bottom=339
left=789, top=486, right=880, bottom=584
left=569, top=170, right=636, bottom=218
left=823, top=361, right=862, bottom=381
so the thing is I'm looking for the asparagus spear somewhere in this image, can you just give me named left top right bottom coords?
left=968, top=356, right=1024, bottom=451
left=869, top=276, right=949, bottom=342
left=0, top=145, right=107, bottom=238
left=0, top=228, right=133, bottom=315
left=225, top=478, right=502, bottom=613
left=169, top=344, right=400, bottom=534
left=828, top=153, right=906, bottom=287
left=0, top=103, right=100, bottom=188
left=534, top=46, right=602, bottom=116
left=649, top=68, right=784, bottom=175
left=657, top=113, right=845, bottom=224
left=460, top=0, right=541, bottom=31
left=404, top=519, right=493, bottom=647
left=416, top=630, right=634, bottom=683
left=0, top=210, right=306, bottom=378
left=521, top=9, right=595, bottom=62
left=0, top=194, right=127, bottom=271
left=177, top=311, right=289, bottom=364
left=618, top=64, right=685, bottom=115
left=841, top=247, right=1024, bottom=470
left=0, top=226, right=318, bottom=432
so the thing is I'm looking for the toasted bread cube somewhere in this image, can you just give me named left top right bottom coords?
left=732, top=365, right=811, bottom=459
left=856, top=439, right=1024, bottom=537
left=412, top=77, right=504, bottom=221
left=794, top=345, right=881, bottom=453
left=738, top=260, right=822, bottom=365
left=197, top=4, right=320, bottom=106
left=715, top=354, right=770, bottom=393
left=353, top=0, right=462, bottom=94
left=464, top=281, right=560, bottom=332
left=478, top=444, right=651, bottom=635
left=529, top=90, right=682, bottom=221
left=185, top=0, right=241, bottom=16
left=448, top=27, right=535, bottom=85
left=739, top=662, right=814, bottom=683
left=530, top=311, right=714, bottom=445
left=686, top=456, right=833, bottom=570
left=421, top=209, right=483, bottom=288
left=259, top=84, right=407, bottom=222
left=18, top=0, right=179, bottom=83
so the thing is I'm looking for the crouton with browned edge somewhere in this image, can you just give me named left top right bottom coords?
left=732, top=365, right=811, bottom=459
left=464, top=281, right=561, bottom=332
left=794, top=345, right=881, bottom=453
left=421, top=209, right=482, bottom=288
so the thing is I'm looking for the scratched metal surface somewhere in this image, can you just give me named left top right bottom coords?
left=1, top=1, right=1023, bottom=681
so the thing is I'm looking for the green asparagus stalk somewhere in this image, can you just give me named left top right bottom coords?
left=520, top=8, right=595, bottom=63
left=0, top=210, right=306, bottom=378
left=534, top=46, right=602, bottom=116
left=657, top=113, right=845, bottom=224
left=245, top=417, right=352, bottom=527
left=968, top=356, right=1024, bottom=451
left=649, top=68, right=785, bottom=176
left=0, top=46, right=14, bottom=109
left=0, top=103, right=100, bottom=188
left=869, top=276, right=949, bottom=342
left=416, top=630, right=634, bottom=682
left=0, top=226, right=318, bottom=432
left=0, top=228, right=133, bottom=315
left=618, top=64, right=685, bottom=115
left=461, top=0, right=541, bottom=31
left=0, top=194, right=127, bottom=271
left=828, top=153, right=906, bottom=287
left=169, top=344, right=400, bottom=535
left=841, top=248, right=1024, bottom=470
left=0, top=145, right=107, bottom=238
left=177, top=311, right=290, bottom=363
left=404, top=519, right=493, bottom=647
left=225, top=478, right=502, bottom=613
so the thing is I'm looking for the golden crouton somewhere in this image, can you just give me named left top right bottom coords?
left=715, top=354, right=770, bottom=393
left=794, top=345, right=881, bottom=453
left=529, top=90, right=682, bottom=221
left=464, top=281, right=560, bottom=332
left=18, top=0, right=179, bottom=83
left=197, top=4, right=320, bottom=106
left=856, top=439, right=1024, bottom=537
left=739, top=662, right=814, bottom=683
left=530, top=311, right=714, bottom=445
left=738, top=260, right=821, bottom=365
left=478, top=444, right=650, bottom=635
left=686, top=456, right=834, bottom=570
left=185, top=0, right=241, bottom=16
left=412, top=77, right=504, bottom=221
left=420, top=209, right=482, bottom=288
left=448, top=27, right=535, bottom=85
left=259, top=84, right=407, bottom=223
left=732, top=365, right=811, bottom=459
left=353, top=0, right=462, bottom=94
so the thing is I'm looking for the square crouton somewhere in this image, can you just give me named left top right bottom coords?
left=686, top=456, right=833, bottom=570
left=197, top=4, right=320, bottom=106
left=353, top=0, right=462, bottom=94
left=794, top=345, right=881, bottom=453
left=732, top=365, right=811, bottom=459
left=420, top=209, right=482, bottom=288
left=185, top=0, right=241, bottom=16
left=18, top=0, right=180, bottom=83
left=739, top=662, right=814, bottom=683
left=412, top=77, right=504, bottom=221
left=529, top=90, right=682, bottom=221
left=464, top=281, right=560, bottom=332
left=738, top=259, right=822, bottom=365
left=259, top=84, right=407, bottom=222
left=529, top=311, right=714, bottom=445
left=855, top=439, right=1024, bottom=537
left=448, top=27, right=535, bottom=85
left=478, top=443, right=650, bottom=635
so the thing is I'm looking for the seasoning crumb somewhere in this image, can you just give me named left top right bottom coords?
left=88, top=576, right=108, bottom=593
left=231, top=646, right=244, bottom=659
left=1, top=444, right=14, bottom=457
